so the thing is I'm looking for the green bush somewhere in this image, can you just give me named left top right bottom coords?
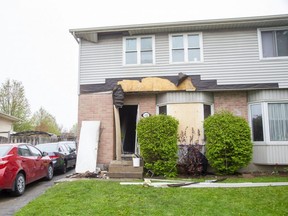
left=137, top=115, right=179, bottom=177
left=204, top=111, right=253, bottom=175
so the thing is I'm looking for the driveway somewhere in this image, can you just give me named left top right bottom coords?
left=0, top=169, right=75, bottom=216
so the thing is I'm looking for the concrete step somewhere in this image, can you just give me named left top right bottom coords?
left=109, top=165, right=143, bottom=173
left=108, top=172, right=143, bottom=179
left=108, top=160, right=144, bottom=179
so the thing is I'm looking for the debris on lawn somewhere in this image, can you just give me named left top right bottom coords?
left=66, top=170, right=109, bottom=179
left=120, top=178, right=288, bottom=188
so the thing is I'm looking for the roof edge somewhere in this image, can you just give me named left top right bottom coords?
left=69, top=14, right=288, bottom=34
left=0, top=112, right=21, bottom=122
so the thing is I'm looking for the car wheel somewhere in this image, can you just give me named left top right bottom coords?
left=13, top=173, right=25, bottom=196
left=62, top=162, right=67, bottom=174
left=46, top=164, right=54, bottom=180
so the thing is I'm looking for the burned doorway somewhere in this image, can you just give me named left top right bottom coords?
left=119, top=105, right=138, bottom=154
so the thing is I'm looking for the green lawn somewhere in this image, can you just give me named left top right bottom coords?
left=16, top=176, right=288, bottom=216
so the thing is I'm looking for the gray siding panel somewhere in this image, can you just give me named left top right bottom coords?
left=248, top=89, right=288, bottom=102
left=79, top=29, right=288, bottom=88
left=157, top=92, right=214, bottom=105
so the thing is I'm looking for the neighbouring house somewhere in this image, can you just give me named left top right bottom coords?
left=70, top=14, right=288, bottom=175
left=0, top=112, right=19, bottom=143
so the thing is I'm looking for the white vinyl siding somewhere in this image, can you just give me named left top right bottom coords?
left=123, top=35, right=155, bottom=65
left=79, top=30, right=288, bottom=88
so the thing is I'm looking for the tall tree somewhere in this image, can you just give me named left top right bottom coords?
left=0, top=79, right=32, bottom=131
left=31, top=107, right=61, bottom=135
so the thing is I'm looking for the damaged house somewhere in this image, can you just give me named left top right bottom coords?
left=70, top=14, right=288, bottom=176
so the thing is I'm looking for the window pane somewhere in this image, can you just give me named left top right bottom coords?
left=0, top=146, right=11, bottom=157
left=172, top=49, right=184, bottom=62
left=188, top=49, right=200, bottom=61
left=126, top=52, right=137, bottom=64
left=28, top=145, right=42, bottom=156
left=18, top=145, right=32, bottom=156
left=141, top=37, right=152, bottom=50
left=159, top=106, right=167, bottom=115
left=261, top=31, right=276, bottom=57
left=276, top=30, right=288, bottom=56
left=250, top=104, right=264, bottom=141
left=188, top=35, right=200, bottom=48
left=268, top=103, right=288, bottom=141
left=141, top=51, right=152, bottom=64
left=204, top=105, right=211, bottom=119
left=126, top=38, right=136, bottom=51
left=172, top=35, right=183, bottom=49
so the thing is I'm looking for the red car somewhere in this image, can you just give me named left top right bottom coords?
left=0, top=143, right=54, bottom=196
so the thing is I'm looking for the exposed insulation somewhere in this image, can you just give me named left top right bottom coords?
left=118, top=77, right=196, bottom=92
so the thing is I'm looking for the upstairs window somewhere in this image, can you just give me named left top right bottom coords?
left=123, top=36, right=154, bottom=65
left=170, top=33, right=203, bottom=63
left=259, top=28, right=288, bottom=58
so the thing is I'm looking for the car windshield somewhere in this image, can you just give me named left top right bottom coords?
left=36, top=143, right=58, bottom=152
left=0, top=145, right=12, bottom=157
left=61, top=142, right=76, bottom=150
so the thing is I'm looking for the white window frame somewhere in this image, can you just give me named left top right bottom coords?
left=248, top=101, right=288, bottom=145
left=257, top=26, right=288, bottom=60
left=169, top=32, right=203, bottom=64
left=123, top=35, right=155, bottom=65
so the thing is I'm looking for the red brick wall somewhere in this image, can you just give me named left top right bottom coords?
left=78, top=93, right=156, bottom=167
left=78, top=93, right=114, bottom=166
left=124, top=94, right=157, bottom=116
left=214, top=91, right=248, bottom=120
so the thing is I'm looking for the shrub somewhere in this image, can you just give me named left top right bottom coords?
left=204, top=111, right=253, bottom=175
left=137, top=115, right=179, bottom=177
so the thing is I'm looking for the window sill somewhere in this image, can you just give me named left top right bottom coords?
left=259, top=56, right=288, bottom=61
left=122, top=63, right=155, bottom=67
left=169, top=61, right=204, bottom=64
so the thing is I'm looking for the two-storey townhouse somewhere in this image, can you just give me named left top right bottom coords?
left=70, top=14, right=288, bottom=174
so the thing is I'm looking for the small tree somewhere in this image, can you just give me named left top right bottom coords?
left=137, top=115, right=179, bottom=177
left=204, top=111, right=252, bottom=175
left=31, top=107, right=61, bottom=135
left=0, top=79, right=32, bottom=131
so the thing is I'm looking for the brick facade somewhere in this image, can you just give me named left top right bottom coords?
left=124, top=94, right=157, bottom=116
left=78, top=93, right=157, bottom=168
left=78, top=91, right=248, bottom=168
left=214, top=91, right=248, bottom=120
left=78, top=93, right=115, bottom=167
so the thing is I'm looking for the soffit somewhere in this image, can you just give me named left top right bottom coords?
left=70, top=14, right=288, bottom=42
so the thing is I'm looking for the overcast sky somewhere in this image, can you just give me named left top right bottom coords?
left=0, top=0, right=287, bottom=131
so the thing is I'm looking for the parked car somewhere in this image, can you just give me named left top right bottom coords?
left=36, top=142, right=76, bottom=174
left=0, top=143, right=53, bottom=196
left=59, top=141, right=77, bottom=152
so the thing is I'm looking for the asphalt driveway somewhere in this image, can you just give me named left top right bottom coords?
left=0, top=169, right=75, bottom=216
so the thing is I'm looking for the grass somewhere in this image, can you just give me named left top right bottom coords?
left=15, top=176, right=288, bottom=216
